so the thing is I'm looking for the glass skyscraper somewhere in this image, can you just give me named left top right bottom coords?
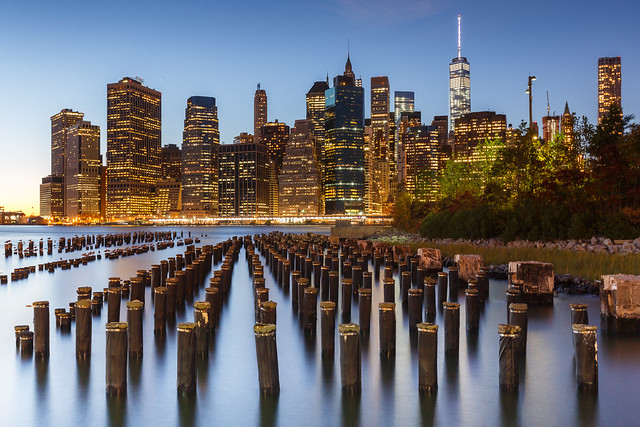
left=324, top=58, right=365, bottom=215
left=449, top=15, right=470, bottom=130
left=182, top=96, right=219, bottom=215
left=106, top=77, right=161, bottom=218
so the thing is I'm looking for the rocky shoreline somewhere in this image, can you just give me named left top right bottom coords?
left=369, top=228, right=640, bottom=256
left=369, top=229, right=603, bottom=295
left=441, top=257, right=598, bottom=295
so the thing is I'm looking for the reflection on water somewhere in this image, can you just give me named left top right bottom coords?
left=1, top=225, right=640, bottom=425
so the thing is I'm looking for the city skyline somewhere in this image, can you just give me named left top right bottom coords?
left=1, top=0, right=638, bottom=213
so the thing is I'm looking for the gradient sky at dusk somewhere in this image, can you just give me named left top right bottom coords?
left=0, top=0, right=638, bottom=213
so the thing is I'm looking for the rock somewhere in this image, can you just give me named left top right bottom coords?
left=603, top=238, right=613, bottom=246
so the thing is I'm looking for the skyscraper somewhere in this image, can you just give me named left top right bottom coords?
left=369, top=76, right=392, bottom=214
left=278, top=120, right=321, bottom=216
left=394, top=91, right=414, bottom=118
left=261, top=120, right=290, bottom=215
left=598, top=56, right=622, bottom=124
left=306, top=81, right=330, bottom=164
left=453, top=111, right=507, bottom=157
left=106, top=77, right=161, bottom=218
left=324, top=57, right=365, bottom=215
left=218, top=141, right=269, bottom=217
left=50, top=108, right=84, bottom=215
left=39, top=175, right=64, bottom=219
left=404, top=125, right=441, bottom=201
left=181, top=96, right=219, bottom=215
left=161, top=144, right=182, bottom=181
left=542, top=115, right=560, bottom=142
left=65, top=121, right=101, bottom=218
left=254, top=84, right=267, bottom=143
left=51, top=109, right=84, bottom=178
left=449, top=15, right=471, bottom=130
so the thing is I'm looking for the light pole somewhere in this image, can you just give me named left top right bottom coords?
left=525, top=75, right=536, bottom=130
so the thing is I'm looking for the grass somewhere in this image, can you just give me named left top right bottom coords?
left=405, top=242, right=640, bottom=281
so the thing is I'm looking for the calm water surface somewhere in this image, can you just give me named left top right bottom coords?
left=0, top=225, right=639, bottom=426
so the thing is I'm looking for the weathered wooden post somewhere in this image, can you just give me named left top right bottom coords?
left=254, top=323, right=280, bottom=395
left=339, top=323, right=361, bottom=394
left=572, top=324, right=597, bottom=390
left=194, top=301, right=210, bottom=358
left=383, top=278, right=395, bottom=303
left=401, top=271, right=411, bottom=304
left=341, top=278, right=353, bottom=321
left=33, top=301, right=49, bottom=360
left=329, top=271, right=339, bottom=304
left=154, top=287, right=167, bottom=335
left=321, top=301, right=336, bottom=355
left=508, top=303, right=528, bottom=357
left=443, top=302, right=460, bottom=356
left=303, top=287, right=318, bottom=330
left=177, top=322, right=197, bottom=396
left=424, top=279, right=436, bottom=322
left=105, top=322, right=128, bottom=395
left=108, top=288, right=121, bottom=323
left=498, top=324, right=521, bottom=391
left=127, top=300, right=144, bottom=359
left=357, top=288, right=372, bottom=334
left=259, top=301, right=277, bottom=325
left=76, top=299, right=92, bottom=359
left=379, top=302, right=396, bottom=358
left=417, top=323, right=438, bottom=393
left=408, top=289, right=423, bottom=331
left=437, top=272, right=448, bottom=306
left=466, top=289, right=480, bottom=332
left=571, top=303, right=589, bottom=325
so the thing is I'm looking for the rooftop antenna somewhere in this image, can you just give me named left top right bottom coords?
left=546, top=91, right=550, bottom=117
left=457, top=14, right=461, bottom=59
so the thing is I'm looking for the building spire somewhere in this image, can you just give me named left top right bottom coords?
left=257, top=83, right=261, bottom=91
left=457, top=14, right=462, bottom=59
left=564, top=101, right=570, bottom=115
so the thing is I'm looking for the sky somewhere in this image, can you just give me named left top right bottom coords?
left=0, top=0, right=638, bottom=214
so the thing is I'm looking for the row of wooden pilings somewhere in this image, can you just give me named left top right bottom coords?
left=246, top=231, right=597, bottom=394
left=15, top=235, right=243, bottom=396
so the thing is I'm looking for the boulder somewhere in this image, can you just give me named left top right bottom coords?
left=454, top=254, right=484, bottom=282
left=508, top=261, right=554, bottom=304
left=416, top=248, right=442, bottom=271
left=601, top=274, right=640, bottom=319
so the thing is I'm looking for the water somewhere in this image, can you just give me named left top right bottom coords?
left=1, top=225, right=639, bottom=426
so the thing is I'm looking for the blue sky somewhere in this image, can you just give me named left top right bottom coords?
left=0, top=0, right=638, bottom=213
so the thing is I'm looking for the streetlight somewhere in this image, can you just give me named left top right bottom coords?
left=525, top=75, right=536, bottom=130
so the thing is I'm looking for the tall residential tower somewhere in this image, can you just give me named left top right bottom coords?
left=254, top=84, right=267, bottom=143
left=106, top=77, right=161, bottom=218
left=598, top=56, right=622, bottom=124
left=181, top=96, right=220, bottom=215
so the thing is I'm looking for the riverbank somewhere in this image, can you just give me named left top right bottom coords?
left=368, top=228, right=640, bottom=294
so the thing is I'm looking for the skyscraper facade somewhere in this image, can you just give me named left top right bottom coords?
left=181, top=96, right=219, bottom=215
left=368, top=76, right=392, bottom=215
left=324, top=58, right=365, bottom=215
left=597, top=56, right=622, bottom=124
left=254, top=84, right=267, bottom=143
left=65, top=121, right=101, bottom=218
left=449, top=15, right=471, bottom=130
left=278, top=120, right=321, bottom=216
left=394, top=91, right=414, bottom=118
left=261, top=120, right=290, bottom=215
left=453, top=111, right=507, bottom=157
left=161, top=144, right=182, bottom=181
left=306, top=81, right=330, bottom=173
left=218, top=141, right=270, bottom=217
left=51, top=109, right=84, bottom=178
left=404, top=125, right=440, bottom=201
left=562, top=102, right=575, bottom=147
left=39, top=175, right=64, bottom=219
left=106, top=77, right=161, bottom=218
left=542, top=115, right=561, bottom=142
